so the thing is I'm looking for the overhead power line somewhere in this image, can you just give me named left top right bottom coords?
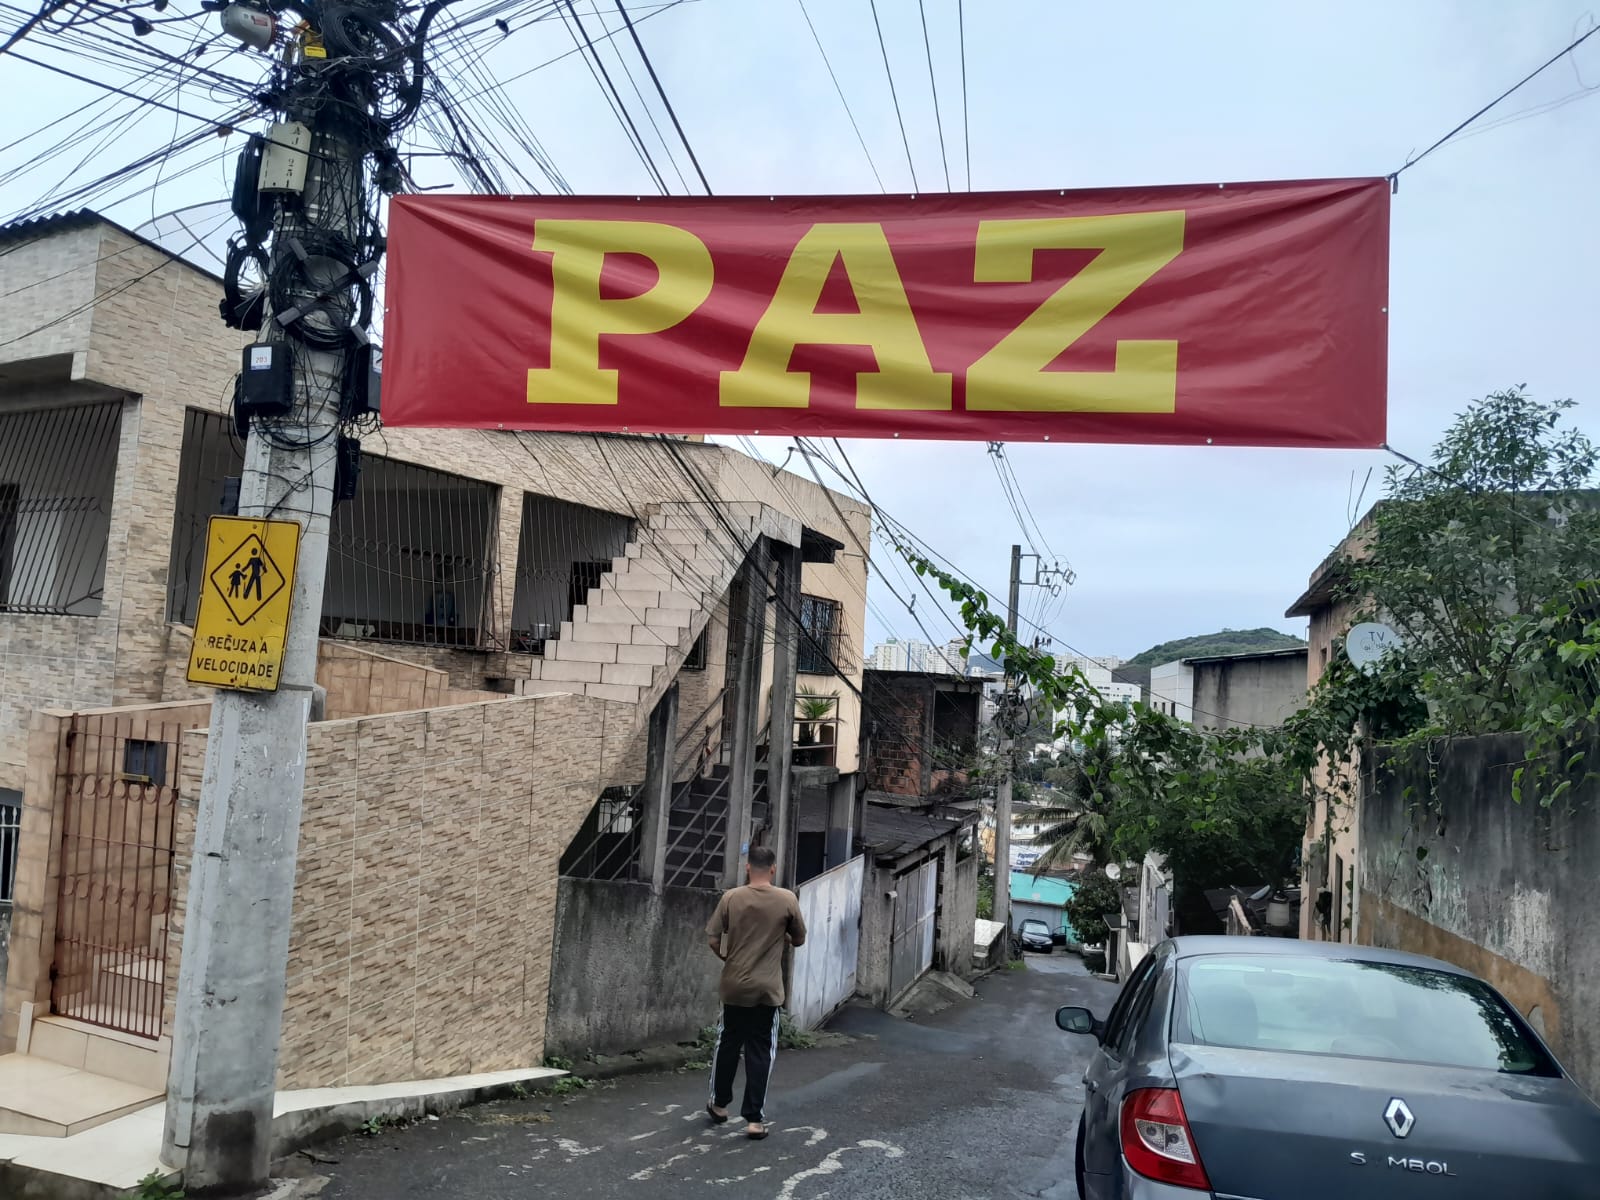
left=1390, top=21, right=1600, bottom=187
left=914, top=0, right=950, bottom=190
left=867, top=0, right=918, bottom=191
left=614, top=0, right=711, bottom=193
left=795, top=0, right=885, bottom=192
left=957, top=0, right=969, bottom=188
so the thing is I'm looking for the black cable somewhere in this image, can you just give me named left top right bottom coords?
left=867, top=0, right=918, bottom=191
left=794, top=0, right=883, bottom=192
left=613, top=0, right=709, bottom=193
left=560, top=0, right=669, bottom=192
left=957, top=0, right=969, bottom=189
left=1390, top=23, right=1600, bottom=188
left=6, top=50, right=251, bottom=127
left=914, top=0, right=949, bottom=191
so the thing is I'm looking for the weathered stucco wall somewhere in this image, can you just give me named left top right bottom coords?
left=1360, top=733, right=1600, bottom=1096
left=544, top=878, right=721, bottom=1058
left=1190, top=652, right=1307, bottom=732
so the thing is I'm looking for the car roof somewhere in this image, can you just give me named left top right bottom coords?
left=1162, top=935, right=1476, bottom=978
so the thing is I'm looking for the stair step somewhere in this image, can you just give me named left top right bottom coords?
left=0, top=1053, right=163, bottom=1137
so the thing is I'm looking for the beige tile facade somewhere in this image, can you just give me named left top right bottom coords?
left=0, top=214, right=872, bottom=1088
left=155, top=692, right=622, bottom=1088
left=0, top=217, right=870, bottom=777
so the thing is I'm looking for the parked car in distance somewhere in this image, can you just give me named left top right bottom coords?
left=1056, top=936, right=1600, bottom=1199
left=1017, top=918, right=1054, bottom=954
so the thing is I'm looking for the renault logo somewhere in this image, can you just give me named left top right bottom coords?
left=1384, top=1097, right=1415, bottom=1139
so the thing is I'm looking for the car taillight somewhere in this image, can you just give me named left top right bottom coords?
left=1120, top=1088, right=1210, bottom=1191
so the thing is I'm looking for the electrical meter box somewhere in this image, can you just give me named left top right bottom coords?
left=258, top=122, right=312, bottom=194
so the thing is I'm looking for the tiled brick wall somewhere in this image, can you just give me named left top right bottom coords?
left=161, top=691, right=635, bottom=1088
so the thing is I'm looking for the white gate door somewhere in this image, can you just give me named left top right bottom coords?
left=889, top=857, right=939, bottom=1001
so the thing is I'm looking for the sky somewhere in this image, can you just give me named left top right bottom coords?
left=2, top=0, right=1598, bottom=663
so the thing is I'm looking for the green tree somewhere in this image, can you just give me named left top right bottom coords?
left=1346, top=387, right=1600, bottom=739
left=1013, top=740, right=1119, bottom=871
left=1065, top=870, right=1122, bottom=946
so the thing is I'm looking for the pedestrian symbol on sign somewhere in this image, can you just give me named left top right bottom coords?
left=208, top=533, right=286, bottom=625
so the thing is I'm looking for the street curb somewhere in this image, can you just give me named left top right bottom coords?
left=574, top=1043, right=709, bottom=1082
left=570, top=1028, right=854, bottom=1084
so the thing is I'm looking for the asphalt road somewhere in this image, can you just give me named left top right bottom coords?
left=317, top=953, right=1118, bottom=1200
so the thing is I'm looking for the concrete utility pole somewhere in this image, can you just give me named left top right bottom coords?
left=991, top=543, right=1022, bottom=947
left=163, top=7, right=397, bottom=1188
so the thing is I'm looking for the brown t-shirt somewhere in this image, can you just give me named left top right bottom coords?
left=706, top=884, right=807, bottom=1007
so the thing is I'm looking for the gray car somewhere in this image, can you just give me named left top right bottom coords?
left=1056, top=936, right=1600, bottom=1199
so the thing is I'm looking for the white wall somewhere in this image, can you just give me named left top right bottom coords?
left=1149, top=660, right=1194, bottom=722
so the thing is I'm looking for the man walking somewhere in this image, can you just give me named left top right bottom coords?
left=705, top=845, right=806, bottom=1138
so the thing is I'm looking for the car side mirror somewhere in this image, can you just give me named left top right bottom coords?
left=1056, top=1005, right=1101, bottom=1039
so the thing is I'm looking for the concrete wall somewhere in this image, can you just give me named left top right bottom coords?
left=1190, top=652, right=1308, bottom=732
left=941, top=848, right=979, bottom=978
left=544, top=878, right=722, bottom=1058
left=1359, top=733, right=1600, bottom=1097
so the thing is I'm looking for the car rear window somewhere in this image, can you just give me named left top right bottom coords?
left=1173, top=954, right=1557, bottom=1076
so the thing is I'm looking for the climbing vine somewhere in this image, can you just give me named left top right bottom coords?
left=898, top=388, right=1600, bottom=891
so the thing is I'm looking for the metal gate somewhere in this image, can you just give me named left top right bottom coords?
left=888, top=857, right=939, bottom=1002
left=50, top=713, right=181, bottom=1039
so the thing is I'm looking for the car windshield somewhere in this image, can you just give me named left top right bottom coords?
left=1021, top=920, right=1049, bottom=934
left=1174, top=954, right=1557, bottom=1076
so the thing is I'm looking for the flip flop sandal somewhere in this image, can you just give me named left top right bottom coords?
left=747, top=1125, right=770, bottom=1140
left=705, top=1102, right=729, bottom=1124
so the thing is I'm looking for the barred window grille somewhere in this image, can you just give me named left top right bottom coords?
left=0, top=789, right=19, bottom=905
left=798, top=594, right=842, bottom=676
left=168, top=409, right=500, bottom=648
left=0, top=401, right=122, bottom=616
left=509, top=495, right=634, bottom=654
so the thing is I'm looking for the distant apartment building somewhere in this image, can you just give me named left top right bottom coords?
left=1147, top=648, right=1308, bottom=732
left=866, top=637, right=966, bottom=676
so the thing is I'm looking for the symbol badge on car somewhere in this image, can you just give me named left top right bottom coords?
left=1384, top=1097, right=1415, bottom=1139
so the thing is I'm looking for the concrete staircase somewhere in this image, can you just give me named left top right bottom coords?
left=514, top=500, right=793, bottom=710
left=0, top=1011, right=167, bottom=1137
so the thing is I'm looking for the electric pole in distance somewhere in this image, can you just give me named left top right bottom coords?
left=991, top=544, right=1022, bottom=947
left=990, top=544, right=1074, bottom=955
left=162, top=2, right=435, bottom=1188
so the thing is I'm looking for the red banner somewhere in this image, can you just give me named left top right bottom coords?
left=383, top=180, right=1388, bottom=447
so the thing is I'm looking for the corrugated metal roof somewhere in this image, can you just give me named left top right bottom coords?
left=860, top=803, right=971, bottom=859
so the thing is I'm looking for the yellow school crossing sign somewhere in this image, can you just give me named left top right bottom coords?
left=186, top=515, right=301, bottom=692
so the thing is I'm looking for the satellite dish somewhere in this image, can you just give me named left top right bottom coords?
left=1346, top=622, right=1404, bottom=674
left=1104, top=862, right=1123, bottom=881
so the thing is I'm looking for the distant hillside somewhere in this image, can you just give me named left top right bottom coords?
left=1127, top=628, right=1306, bottom=668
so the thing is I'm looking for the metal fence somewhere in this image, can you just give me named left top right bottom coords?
left=50, top=712, right=180, bottom=1040
left=0, top=400, right=123, bottom=616
left=168, top=408, right=501, bottom=648
left=509, top=494, right=634, bottom=654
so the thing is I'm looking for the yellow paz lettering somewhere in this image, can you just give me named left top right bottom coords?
left=720, top=222, right=951, bottom=412
left=528, top=220, right=714, bottom=406
left=966, top=211, right=1185, bottom=413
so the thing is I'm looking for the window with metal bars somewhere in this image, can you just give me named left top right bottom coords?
left=509, top=494, right=634, bottom=654
left=0, top=789, right=19, bottom=905
left=167, top=409, right=501, bottom=648
left=798, top=594, right=842, bottom=676
left=0, top=401, right=122, bottom=616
